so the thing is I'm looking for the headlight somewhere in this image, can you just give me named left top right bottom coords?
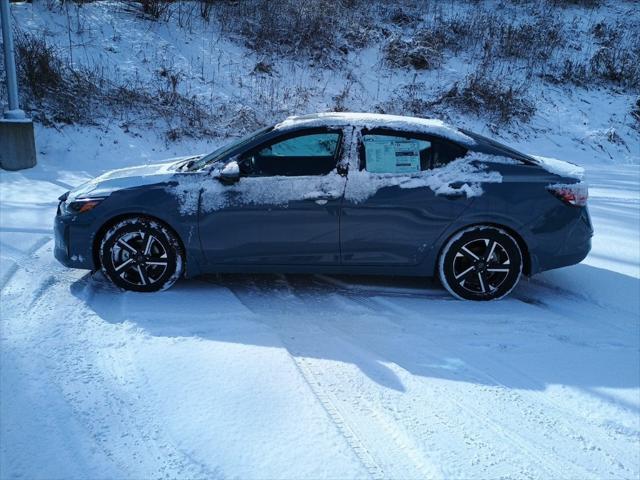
left=60, top=197, right=104, bottom=215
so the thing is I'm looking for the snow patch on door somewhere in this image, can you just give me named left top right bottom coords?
left=345, top=153, right=509, bottom=203
left=168, top=171, right=345, bottom=215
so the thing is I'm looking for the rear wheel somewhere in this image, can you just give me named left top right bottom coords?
left=439, top=226, right=522, bottom=301
left=99, top=217, right=183, bottom=292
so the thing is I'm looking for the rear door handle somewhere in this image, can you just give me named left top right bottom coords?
left=443, top=191, right=466, bottom=199
left=443, top=183, right=467, bottom=199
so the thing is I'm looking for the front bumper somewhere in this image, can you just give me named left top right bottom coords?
left=54, top=213, right=95, bottom=270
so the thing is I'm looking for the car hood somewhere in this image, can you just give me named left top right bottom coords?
left=66, top=155, right=202, bottom=200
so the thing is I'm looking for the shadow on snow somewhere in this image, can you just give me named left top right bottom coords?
left=71, top=265, right=640, bottom=404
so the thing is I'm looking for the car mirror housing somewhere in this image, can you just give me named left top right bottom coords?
left=219, top=160, right=240, bottom=184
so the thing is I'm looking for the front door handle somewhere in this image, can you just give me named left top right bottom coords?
left=303, top=192, right=341, bottom=202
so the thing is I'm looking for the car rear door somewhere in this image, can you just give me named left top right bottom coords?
left=198, top=127, right=349, bottom=266
left=340, top=128, right=474, bottom=266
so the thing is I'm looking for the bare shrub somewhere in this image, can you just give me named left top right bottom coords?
left=387, top=7, right=418, bottom=28
left=343, top=21, right=389, bottom=50
left=496, top=18, right=564, bottom=61
left=138, top=0, right=174, bottom=21
left=432, top=73, right=535, bottom=124
left=12, top=31, right=215, bottom=139
left=332, top=79, right=354, bottom=112
left=547, top=0, right=603, bottom=7
left=416, top=16, right=476, bottom=54
left=14, top=31, right=65, bottom=99
left=538, top=19, right=639, bottom=89
left=589, top=22, right=639, bottom=88
left=215, top=0, right=362, bottom=61
left=383, top=35, right=443, bottom=70
left=376, top=71, right=534, bottom=125
left=590, top=45, right=640, bottom=88
left=199, top=0, right=216, bottom=21
left=542, top=58, right=589, bottom=86
left=632, top=98, right=640, bottom=131
left=252, top=60, right=274, bottom=75
left=375, top=82, right=433, bottom=118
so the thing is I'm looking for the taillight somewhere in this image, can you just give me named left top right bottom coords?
left=547, top=182, right=588, bottom=207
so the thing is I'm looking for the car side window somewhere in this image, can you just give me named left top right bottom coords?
left=241, top=131, right=341, bottom=177
left=361, top=132, right=467, bottom=173
left=431, top=138, right=468, bottom=169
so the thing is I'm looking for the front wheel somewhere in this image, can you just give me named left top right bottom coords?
left=438, top=226, right=523, bottom=301
left=99, top=217, right=183, bottom=292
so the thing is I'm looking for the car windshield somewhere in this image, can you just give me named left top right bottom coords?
left=187, top=125, right=274, bottom=171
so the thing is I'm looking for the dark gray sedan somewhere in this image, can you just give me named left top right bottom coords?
left=54, top=113, right=592, bottom=300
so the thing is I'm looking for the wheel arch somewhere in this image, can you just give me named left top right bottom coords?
left=92, top=213, right=186, bottom=271
left=434, top=222, right=531, bottom=277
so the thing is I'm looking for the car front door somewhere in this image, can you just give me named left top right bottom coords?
left=198, top=127, right=349, bottom=266
left=340, top=128, right=474, bottom=266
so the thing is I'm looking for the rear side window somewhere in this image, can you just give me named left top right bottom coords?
left=361, top=132, right=467, bottom=173
left=244, top=132, right=341, bottom=176
left=364, top=135, right=430, bottom=173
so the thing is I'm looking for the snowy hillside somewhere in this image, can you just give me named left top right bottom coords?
left=1, top=0, right=638, bottom=166
left=1, top=1, right=639, bottom=479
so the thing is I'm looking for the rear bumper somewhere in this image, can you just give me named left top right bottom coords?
left=54, top=213, right=95, bottom=270
left=532, top=207, right=593, bottom=274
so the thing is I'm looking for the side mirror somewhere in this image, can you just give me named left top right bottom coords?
left=219, top=160, right=240, bottom=184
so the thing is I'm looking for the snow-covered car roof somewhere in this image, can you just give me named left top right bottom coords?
left=274, top=112, right=476, bottom=146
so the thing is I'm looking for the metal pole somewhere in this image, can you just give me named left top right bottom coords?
left=0, top=0, right=25, bottom=119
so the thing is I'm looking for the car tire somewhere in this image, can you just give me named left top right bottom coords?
left=438, top=226, right=523, bottom=301
left=99, top=217, right=183, bottom=292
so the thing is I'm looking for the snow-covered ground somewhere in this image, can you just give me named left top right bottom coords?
left=1, top=124, right=639, bottom=479
left=2, top=1, right=640, bottom=478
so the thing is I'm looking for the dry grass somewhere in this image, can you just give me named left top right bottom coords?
left=10, top=32, right=216, bottom=140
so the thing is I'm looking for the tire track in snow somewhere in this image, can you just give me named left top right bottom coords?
left=264, top=277, right=580, bottom=478
left=71, top=277, right=223, bottom=479
left=514, top=289, right=635, bottom=338
left=226, top=278, right=386, bottom=479
left=339, top=292, right=625, bottom=479
left=289, top=353, right=386, bottom=480
left=287, top=278, right=556, bottom=479
left=0, top=235, right=51, bottom=291
left=227, top=276, right=440, bottom=480
left=3, top=252, right=221, bottom=479
left=283, top=281, right=540, bottom=479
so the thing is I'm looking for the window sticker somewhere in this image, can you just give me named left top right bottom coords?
left=364, top=136, right=421, bottom=173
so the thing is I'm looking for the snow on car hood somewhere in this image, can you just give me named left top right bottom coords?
left=67, top=155, right=201, bottom=200
left=532, top=155, right=585, bottom=180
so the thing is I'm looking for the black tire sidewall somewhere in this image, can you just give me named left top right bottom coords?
left=439, top=227, right=522, bottom=301
left=100, top=218, right=182, bottom=292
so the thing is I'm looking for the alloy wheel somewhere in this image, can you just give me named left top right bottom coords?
left=439, top=226, right=523, bottom=301
left=99, top=217, right=183, bottom=292
left=452, top=238, right=512, bottom=295
left=111, top=231, right=169, bottom=287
